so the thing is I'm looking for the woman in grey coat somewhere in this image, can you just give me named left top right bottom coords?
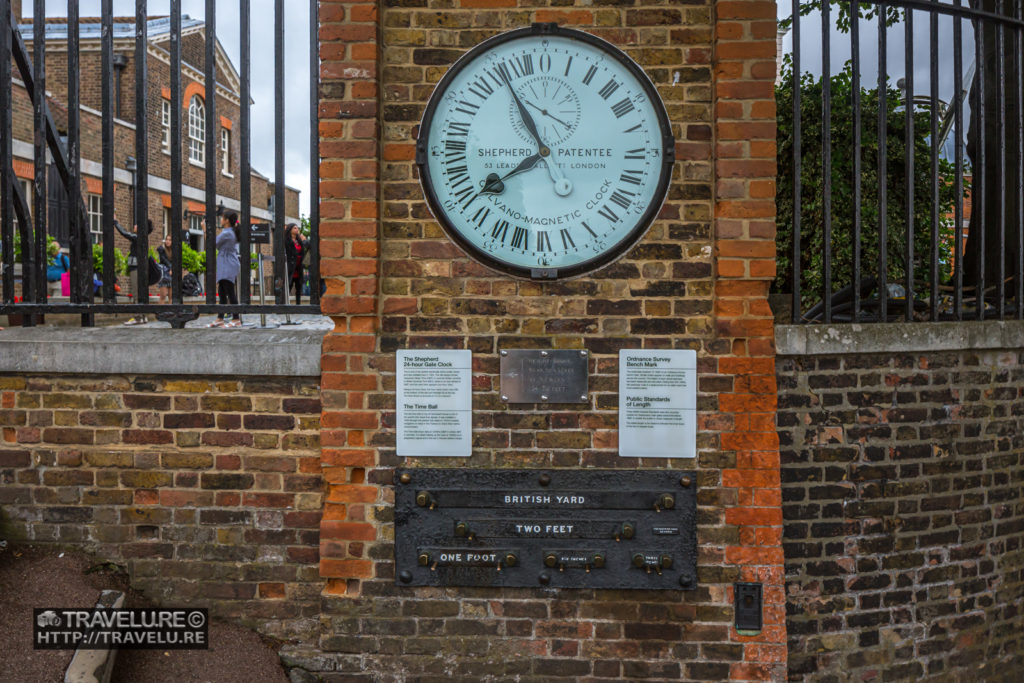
left=210, top=211, right=242, bottom=327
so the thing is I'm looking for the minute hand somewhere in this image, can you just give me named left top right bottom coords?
left=500, top=72, right=545, bottom=150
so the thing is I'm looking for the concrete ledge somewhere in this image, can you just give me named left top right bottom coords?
left=0, top=328, right=324, bottom=377
left=777, top=320, right=1024, bottom=356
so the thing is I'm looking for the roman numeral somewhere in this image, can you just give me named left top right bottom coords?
left=582, top=221, right=597, bottom=238
left=492, top=63, right=512, bottom=84
left=625, top=148, right=645, bottom=160
left=447, top=166, right=470, bottom=189
left=609, top=189, right=634, bottom=210
left=510, top=226, right=527, bottom=249
left=536, top=231, right=551, bottom=252
left=560, top=228, right=575, bottom=250
left=448, top=121, right=470, bottom=137
left=564, top=56, right=573, bottom=77
left=515, top=54, right=534, bottom=76
left=620, top=169, right=643, bottom=185
left=598, top=80, right=619, bottom=100
left=472, top=206, right=491, bottom=228
left=623, top=123, right=642, bottom=133
left=582, top=65, right=597, bottom=85
left=611, top=98, right=634, bottom=118
left=598, top=205, right=619, bottom=223
left=491, top=218, right=509, bottom=241
left=453, top=185, right=474, bottom=206
left=445, top=139, right=466, bottom=153
left=454, top=100, right=480, bottom=117
left=467, top=77, right=494, bottom=100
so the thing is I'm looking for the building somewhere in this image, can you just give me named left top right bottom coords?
left=9, top=3, right=300, bottom=274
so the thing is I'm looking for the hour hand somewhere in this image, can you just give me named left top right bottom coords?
left=476, top=153, right=543, bottom=196
left=499, top=72, right=545, bottom=150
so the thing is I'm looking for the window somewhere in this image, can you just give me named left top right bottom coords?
left=161, top=99, right=171, bottom=153
left=220, top=128, right=231, bottom=175
left=188, top=213, right=204, bottom=252
left=162, top=207, right=170, bottom=238
left=188, top=95, right=205, bottom=165
left=87, top=194, right=102, bottom=243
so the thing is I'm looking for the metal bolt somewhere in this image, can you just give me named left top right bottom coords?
left=399, top=570, right=413, bottom=583
left=540, top=395, right=548, bottom=401
left=538, top=572, right=551, bottom=585
left=399, top=473, right=411, bottom=485
left=592, top=554, right=605, bottom=569
left=504, top=553, right=518, bottom=567
left=415, top=491, right=431, bottom=508
left=679, top=573, right=693, bottom=588
left=500, top=350, right=508, bottom=356
left=660, top=555, right=673, bottom=569
left=621, top=523, right=635, bottom=540
left=579, top=395, right=587, bottom=402
left=417, top=552, right=431, bottom=566
left=501, top=395, right=509, bottom=402
left=579, top=350, right=587, bottom=356
left=454, top=522, right=468, bottom=537
left=544, top=553, right=557, bottom=568
left=632, top=553, right=646, bottom=569
left=538, top=473, right=551, bottom=487
left=659, top=494, right=675, bottom=510
left=680, top=476, right=692, bottom=488
left=540, top=350, right=549, bottom=356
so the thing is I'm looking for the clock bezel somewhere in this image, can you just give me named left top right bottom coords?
left=415, top=22, right=676, bottom=281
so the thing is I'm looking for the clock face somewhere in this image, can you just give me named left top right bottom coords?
left=416, top=24, right=675, bottom=280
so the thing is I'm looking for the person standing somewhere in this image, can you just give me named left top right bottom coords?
left=209, top=211, right=242, bottom=327
left=283, top=223, right=309, bottom=305
left=156, top=234, right=173, bottom=304
left=116, top=219, right=157, bottom=325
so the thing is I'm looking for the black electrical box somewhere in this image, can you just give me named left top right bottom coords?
left=734, top=582, right=763, bottom=632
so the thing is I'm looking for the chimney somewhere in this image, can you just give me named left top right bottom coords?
left=11, top=0, right=22, bottom=24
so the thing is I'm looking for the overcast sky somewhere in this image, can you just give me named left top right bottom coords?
left=27, top=0, right=314, bottom=216
left=778, top=4, right=980, bottom=159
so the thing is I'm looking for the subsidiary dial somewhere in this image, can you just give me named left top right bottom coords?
left=509, top=75, right=581, bottom=146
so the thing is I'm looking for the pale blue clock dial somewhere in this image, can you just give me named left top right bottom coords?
left=419, top=27, right=673, bottom=279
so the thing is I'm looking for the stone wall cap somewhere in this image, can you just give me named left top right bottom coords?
left=0, top=328, right=324, bottom=377
left=777, top=320, right=1024, bottom=356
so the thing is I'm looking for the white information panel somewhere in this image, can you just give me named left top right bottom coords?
left=618, top=349, right=697, bottom=459
left=397, top=350, right=473, bottom=457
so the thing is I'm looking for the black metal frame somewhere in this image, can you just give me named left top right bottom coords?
left=415, top=22, right=676, bottom=281
left=0, top=0, right=321, bottom=326
left=786, top=0, right=1024, bottom=324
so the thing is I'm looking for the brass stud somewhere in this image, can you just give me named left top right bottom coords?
left=660, top=555, right=673, bottom=569
left=680, top=475, right=692, bottom=488
left=415, top=491, right=431, bottom=507
left=454, top=522, right=468, bottom=537
left=544, top=553, right=557, bottom=568
left=593, top=554, right=605, bottom=569
left=399, top=473, right=411, bottom=485
left=504, top=553, right=518, bottom=567
left=632, top=553, right=645, bottom=569
left=417, top=552, right=431, bottom=567
left=621, top=523, right=635, bottom=539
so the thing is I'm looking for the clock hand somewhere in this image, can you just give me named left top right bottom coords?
left=499, top=71, right=546, bottom=153
left=474, top=153, right=544, bottom=198
left=523, top=99, right=571, bottom=129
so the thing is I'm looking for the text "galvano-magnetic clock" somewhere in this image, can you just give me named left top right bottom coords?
left=416, top=23, right=675, bottom=280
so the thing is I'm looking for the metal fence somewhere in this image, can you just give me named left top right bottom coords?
left=781, top=0, right=1023, bottom=323
left=0, top=0, right=320, bottom=327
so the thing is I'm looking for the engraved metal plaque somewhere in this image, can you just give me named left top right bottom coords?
left=394, top=469, right=697, bottom=590
left=499, top=349, right=589, bottom=404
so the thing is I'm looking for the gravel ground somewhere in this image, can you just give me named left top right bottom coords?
left=0, top=544, right=289, bottom=683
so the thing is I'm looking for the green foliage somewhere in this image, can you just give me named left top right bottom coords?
left=12, top=232, right=56, bottom=263
left=775, top=58, right=960, bottom=302
left=299, top=215, right=312, bottom=238
left=778, top=1, right=903, bottom=33
left=180, top=243, right=206, bottom=274
left=91, top=243, right=129, bottom=276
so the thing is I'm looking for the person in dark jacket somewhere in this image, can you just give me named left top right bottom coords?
left=283, top=223, right=309, bottom=305
left=156, top=234, right=173, bottom=304
left=115, top=219, right=156, bottom=325
left=209, top=211, right=242, bottom=327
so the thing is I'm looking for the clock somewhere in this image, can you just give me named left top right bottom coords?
left=415, top=23, right=675, bottom=280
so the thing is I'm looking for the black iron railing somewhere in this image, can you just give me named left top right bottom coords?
left=0, top=0, right=320, bottom=327
left=779, top=0, right=1023, bottom=323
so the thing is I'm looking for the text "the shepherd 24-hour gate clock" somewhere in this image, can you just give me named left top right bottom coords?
left=416, top=23, right=675, bottom=280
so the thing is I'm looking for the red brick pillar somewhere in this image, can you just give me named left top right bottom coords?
left=318, top=0, right=382, bottom=594
left=714, top=0, right=786, bottom=678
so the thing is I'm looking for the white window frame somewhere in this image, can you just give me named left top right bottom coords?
left=87, top=194, right=103, bottom=243
left=188, top=214, right=205, bottom=252
left=161, top=99, right=172, bottom=154
left=188, top=95, right=205, bottom=166
left=220, top=128, right=231, bottom=176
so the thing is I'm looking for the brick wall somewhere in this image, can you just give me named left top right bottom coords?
left=315, top=0, right=785, bottom=679
left=779, top=343, right=1024, bottom=680
left=0, top=373, right=324, bottom=641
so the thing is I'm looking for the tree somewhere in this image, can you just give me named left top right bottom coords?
left=775, top=58, right=959, bottom=310
left=781, top=0, right=1022, bottom=304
